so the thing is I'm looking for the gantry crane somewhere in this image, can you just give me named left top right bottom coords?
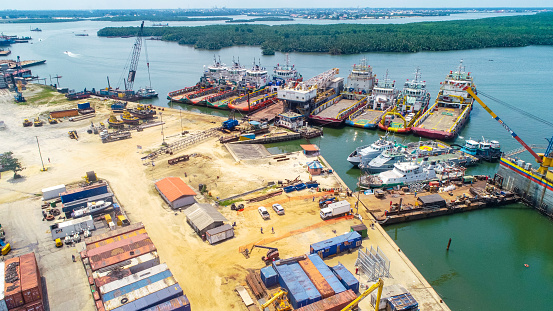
left=341, top=278, right=384, bottom=311
left=464, top=86, right=553, bottom=174
left=261, top=289, right=292, bottom=311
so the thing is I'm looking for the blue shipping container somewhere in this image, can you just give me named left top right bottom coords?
left=60, top=184, right=108, bottom=204
left=307, top=254, right=347, bottom=294
left=309, top=231, right=362, bottom=259
left=112, top=284, right=184, bottom=311
left=288, top=263, right=321, bottom=305
left=283, top=185, right=296, bottom=193
left=102, top=270, right=174, bottom=302
left=331, top=263, right=360, bottom=294
left=294, top=183, right=307, bottom=191
left=260, top=266, right=278, bottom=288
left=78, top=102, right=91, bottom=109
left=142, top=295, right=191, bottom=311
left=273, top=263, right=309, bottom=309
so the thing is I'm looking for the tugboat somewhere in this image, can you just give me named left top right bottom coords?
left=272, top=53, right=301, bottom=85
left=107, top=115, right=125, bottom=128
left=120, top=111, right=140, bottom=125
left=128, top=104, right=156, bottom=119
left=136, top=86, right=158, bottom=99
left=378, top=68, right=431, bottom=134
left=412, top=60, right=475, bottom=140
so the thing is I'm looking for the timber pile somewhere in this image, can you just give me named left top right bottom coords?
left=246, top=270, right=266, bottom=299
left=246, top=190, right=283, bottom=203
left=168, top=155, right=190, bottom=165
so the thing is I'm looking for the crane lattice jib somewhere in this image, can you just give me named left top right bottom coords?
left=463, top=86, right=543, bottom=163
left=305, top=68, right=339, bottom=90
left=126, top=21, right=145, bottom=92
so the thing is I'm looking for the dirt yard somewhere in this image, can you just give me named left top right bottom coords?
left=0, top=85, right=449, bottom=311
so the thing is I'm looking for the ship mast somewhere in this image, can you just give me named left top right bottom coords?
left=126, top=21, right=145, bottom=92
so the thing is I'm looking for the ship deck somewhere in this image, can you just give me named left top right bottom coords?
left=417, top=107, right=462, bottom=132
left=191, top=93, right=216, bottom=102
left=248, top=100, right=284, bottom=122
left=232, top=94, right=268, bottom=109
left=351, top=109, right=384, bottom=124
left=316, top=98, right=356, bottom=119
left=211, top=95, right=241, bottom=106
left=170, top=91, right=195, bottom=101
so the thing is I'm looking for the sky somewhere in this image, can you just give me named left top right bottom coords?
left=4, top=1, right=552, bottom=10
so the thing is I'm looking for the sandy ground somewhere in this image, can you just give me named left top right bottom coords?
left=0, top=85, right=449, bottom=311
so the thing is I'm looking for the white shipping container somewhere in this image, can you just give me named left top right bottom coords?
left=104, top=276, right=177, bottom=311
left=206, top=224, right=234, bottom=245
left=50, top=215, right=95, bottom=240
left=93, top=251, right=160, bottom=277
left=0, top=261, right=7, bottom=311
left=42, top=184, right=66, bottom=200
left=99, top=263, right=168, bottom=294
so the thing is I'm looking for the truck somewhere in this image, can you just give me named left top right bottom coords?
left=320, top=200, right=351, bottom=220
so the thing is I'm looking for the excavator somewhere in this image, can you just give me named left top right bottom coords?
left=341, top=278, right=384, bottom=311
left=261, top=289, right=292, bottom=311
left=245, top=245, right=280, bottom=264
left=464, top=87, right=553, bottom=175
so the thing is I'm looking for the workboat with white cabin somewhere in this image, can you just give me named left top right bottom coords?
left=359, top=160, right=438, bottom=188
left=347, top=135, right=395, bottom=167
left=71, top=200, right=112, bottom=218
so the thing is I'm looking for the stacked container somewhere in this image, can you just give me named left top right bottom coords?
left=260, top=266, right=278, bottom=288
left=294, top=290, right=357, bottom=311
left=330, top=263, right=360, bottom=294
left=272, top=263, right=309, bottom=309
left=1, top=262, right=7, bottom=311
left=3, top=257, right=23, bottom=309
left=141, top=295, right=190, bottom=311
left=20, top=253, right=42, bottom=306
left=2, top=253, right=44, bottom=311
left=307, top=254, right=346, bottom=295
left=298, top=257, right=334, bottom=298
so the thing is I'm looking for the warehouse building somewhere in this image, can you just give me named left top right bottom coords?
left=155, top=177, right=197, bottom=209
left=185, top=203, right=228, bottom=237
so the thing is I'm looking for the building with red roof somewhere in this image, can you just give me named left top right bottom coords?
left=155, top=177, right=197, bottom=209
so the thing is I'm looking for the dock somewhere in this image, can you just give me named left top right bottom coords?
left=0, top=59, right=46, bottom=69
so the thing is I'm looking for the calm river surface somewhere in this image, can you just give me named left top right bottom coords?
left=1, top=13, right=552, bottom=310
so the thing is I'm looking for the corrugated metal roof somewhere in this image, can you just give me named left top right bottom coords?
left=301, top=144, right=319, bottom=152
left=185, top=203, right=228, bottom=232
left=205, top=224, right=233, bottom=236
left=155, top=177, right=197, bottom=202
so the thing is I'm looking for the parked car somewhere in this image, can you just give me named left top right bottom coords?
left=258, top=206, right=270, bottom=220
left=272, top=203, right=285, bottom=215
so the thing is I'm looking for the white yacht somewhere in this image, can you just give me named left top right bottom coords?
left=359, top=160, right=438, bottom=188
left=72, top=200, right=112, bottom=218
left=347, top=136, right=395, bottom=167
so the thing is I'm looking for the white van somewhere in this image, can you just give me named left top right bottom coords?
left=258, top=206, right=270, bottom=220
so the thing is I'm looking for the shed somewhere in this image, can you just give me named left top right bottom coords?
left=350, top=224, right=368, bottom=238
left=307, top=160, right=323, bottom=176
left=205, top=224, right=234, bottom=245
left=301, top=144, right=320, bottom=157
left=310, top=232, right=362, bottom=259
left=155, top=177, right=197, bottom=209
left=185, top=203, right=228, bottom=237
left=417, top=194, right=446, bottom=209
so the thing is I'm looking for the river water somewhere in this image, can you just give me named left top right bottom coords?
left=2, top=14, right=552, bottom=310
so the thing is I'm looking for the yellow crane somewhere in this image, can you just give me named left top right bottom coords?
left=341, top=278, right=384, bottom=311
left=261, top=289, right=292, bottom=311
left=464, top=87, right=553, bottom=174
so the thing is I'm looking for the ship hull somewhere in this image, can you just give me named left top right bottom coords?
left=378, top=123, right=411, bottom=134
left=345, top=119, right=378, bottom=129
left=308, top=116, right=344, bottom=127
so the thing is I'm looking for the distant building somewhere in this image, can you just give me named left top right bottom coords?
left=155, top=177, right=197, bottom=209
left=307, top=160, right=323, bottom=175
left=185, top=203, right=228, bottom=237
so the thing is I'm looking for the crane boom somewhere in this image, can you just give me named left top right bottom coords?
left=463, top=86, right=543, bottom=163
left=126, top=21, right=145, bottom=92
left=341, top=278, right=384, bottom=311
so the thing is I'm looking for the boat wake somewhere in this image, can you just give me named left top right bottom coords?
left=64, top=51, right=80, bottom=57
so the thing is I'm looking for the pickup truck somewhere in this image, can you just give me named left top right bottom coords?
left=320, top=201, right=351, bottom=220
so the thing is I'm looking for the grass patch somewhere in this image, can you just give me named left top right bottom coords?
left=25, top=85, right=66, bottom=105
left=218, top=198, right=241, bottom=206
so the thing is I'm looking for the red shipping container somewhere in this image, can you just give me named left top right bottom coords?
left=86, top=228, right=147, bottom=251
left=24, top=301, right=45, bottom=311
left=90, top=244, right=157, bottom=271
left=20, top=253, right=42, bottom=305
left=86, top=233, right=151, bottom=258
left=96, top=300, right=104, bottom=310
left=298, top=257, right=335, bottom=298
left=84, top=222, right=145, bottom=246
left=94, top=269, right=133, bottom=288
left=295, top=290, right=357, bottom=311
left=93, top=291, right=100, bottom=301
left=4, top=256, right=25, bottom=309
left=88, top=276, right=95, bottom=285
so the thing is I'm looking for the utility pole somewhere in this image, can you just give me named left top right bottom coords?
left=35, top=136, right=46, bottom=171
left=160, top=112, right=165, bottom=145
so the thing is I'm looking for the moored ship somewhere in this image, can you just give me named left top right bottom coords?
left=378, top=68, right=431, bottom=134
left=227, top=87, right=277, bottom=112
left=272, top=54, right=301, bottom=86
left=120, top=111, right=140, bottom=125
left=128, top=104, right=156, bottom=119
left=347, top=71, right=398, bottom=129
left=412, top=60, right=475, bottom=140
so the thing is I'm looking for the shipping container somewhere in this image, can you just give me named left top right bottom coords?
left=205, top=224, right=234, bottom=245
left=100, top=263, right=168, bottom=295
left=78, top=102, right=91, bottom=109
left=4, top=256, right=24, bottom=309
left=50, top=108, right=79, bottom=118
left=91, top=244, right=157, bottom=272
left=86, top=233, right=152, bottom=261
left=298, top=257, right=334, bottom=298
left=111, top=284, right=183, bottom=311
left=41, top=184, right=66, bottom=200
left=60, top=183, right=108, bottom=204
left=103, top=277, right=177, bottom=310
left=350, top=224, right=368, bottom=238
left=102, top=270, right=173, bottom=302
left=61, top=192, right=114, bottom=218
left=86, top=223, right=145, bottom=246
left=0, top=262, right=7, bottom=311
left=309, top=232, right=362, bottom=259
left=50, top=215, right=95, bottom=240
left=87, top=229, right=147, bottom=251
left=141, top=295, right=190, bottom=311
left=294, top=289, right=357, bottom=311
left=260, top=266, right=278, bottom=288
left=273, top=263, right=308, bottom=309
left=22, top=301, right=45, bottom=311
left=307, top=254, right=346, bottom=294
left=20, top=253, right=42, bottom=304
left=288, top=263, right=321, bottom=305
left=387, top=293, right=418, bottom=311
left=93, top=252, right=160, bottom=287
left=330, top=263, right=360, bottom=294
left=370, top=284, right=409, bottom=311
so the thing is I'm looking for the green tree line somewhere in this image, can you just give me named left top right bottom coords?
left=97, top=13, right=553, bottom=54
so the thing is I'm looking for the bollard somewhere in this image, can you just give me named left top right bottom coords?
left=447, top=238, right=452, bottom=250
